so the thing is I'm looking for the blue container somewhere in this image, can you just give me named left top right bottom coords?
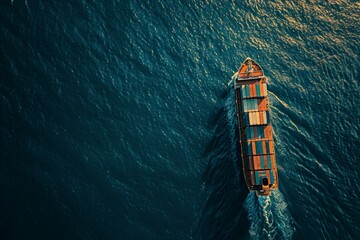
left=243, top=112, right=249, bottom=126
left=260, top=155, right=265, bottom=169
left=242, top=99, right=247, bottom=111
left=256, top=84, right=261, bottom=97
left=241, top=85, right=245, bottom=98
left=242, top=99, right=258, bottom=112
left=257, top=126, right=265, bottom=138
left=254, top=171, right=261, bottom=184
left=267, top=155, right=272, bottom=169
left=245, top=128, right=250, bottom=139
left=246, top=126, right=267, bottom=140
left=256, top=141, right=263, bottom=154
left=246, top=85, right=250, bottom=98
left=266, top=141, right=270, bottom=154
left=246, top=127, right=255, bottom=139
left=252, top=99, right=258, bottom=110
left=247, top=142, right=252, bottom=155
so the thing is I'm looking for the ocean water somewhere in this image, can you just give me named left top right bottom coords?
left=0, top=0, right=359, bottom=239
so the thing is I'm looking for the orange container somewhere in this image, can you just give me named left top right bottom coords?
left=264, top=125, right=272, bottom=138
left=263, top=111, right=268, bottom=124
left=248, top=84, right=252, bottom=97
left=267, top=140, right=274, bottom=154
left=249, top=155, right=262, bottom=170
left=251, top=84, right=256, bottom=97
left=259, top=111, right=264, bottom=123
left=269, top=141, right=275, bottom=153
left=252, top=142, right=257, bottom=155
left=258, top=98, right=267, bottom=111
left=262, top=141, right=267, bottom=154
left=259, top=83, right=268, bottom=97
left=263, top=83, right=268, bottom=96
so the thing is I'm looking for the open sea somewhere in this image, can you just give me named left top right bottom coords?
left=1, top=0, right=359, bottom=239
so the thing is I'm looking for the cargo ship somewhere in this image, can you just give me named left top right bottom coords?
left=233, top=57, right=278, bottom=196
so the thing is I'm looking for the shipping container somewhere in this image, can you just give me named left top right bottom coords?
left=243, top=111, right=269, bottom=126
left=245, top=124, right=273, bottom=140
left=262, top=83, right=267, bottom=96
left=248, top=154, right=274, bottom=170
left=246, top=140, right=274, bottom=155
left=242, top=99, right=258, bottom=112
left=256, top=84, right=261, bottom=96
left=241, top=98, right=268, bottom=112
left=258, top=98, right=267, bottom=111
left=240, top=83, right=267, bottom=99
left=250, top=84, right=256, bottom=97
left=241, top=85, right=250, bottom=98
left=264, top=125, right=272, bottom=138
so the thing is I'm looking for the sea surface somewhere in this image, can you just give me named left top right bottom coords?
left=0, top=0, right=359, bottom=239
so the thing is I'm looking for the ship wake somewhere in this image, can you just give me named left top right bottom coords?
left=246, top=190, right=295, bottom=240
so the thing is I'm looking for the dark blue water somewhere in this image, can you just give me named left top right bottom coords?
left=1, top=0, right=359, bottom=239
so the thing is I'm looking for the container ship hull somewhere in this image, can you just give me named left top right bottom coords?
left=233, top=58, right=278, bottom=196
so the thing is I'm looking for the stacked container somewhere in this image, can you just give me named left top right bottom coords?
left=238, top=81, right=277, bottom=187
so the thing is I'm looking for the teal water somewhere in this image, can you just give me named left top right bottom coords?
left=0, top=0, right=359, bottom=239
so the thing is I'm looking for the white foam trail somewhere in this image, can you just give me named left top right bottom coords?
left=246, top=192, right=262, bottom=239
left=227, top=72, right=238, bottom=86
left=268, top=91, right=290, bottom=109
left=268, top=91, right=302, bottom=116
left=270, top=190, right=296, bottom=239
left=246, top=190, right=295, bottom=240
left=260, top=196, right=271, bottom=226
